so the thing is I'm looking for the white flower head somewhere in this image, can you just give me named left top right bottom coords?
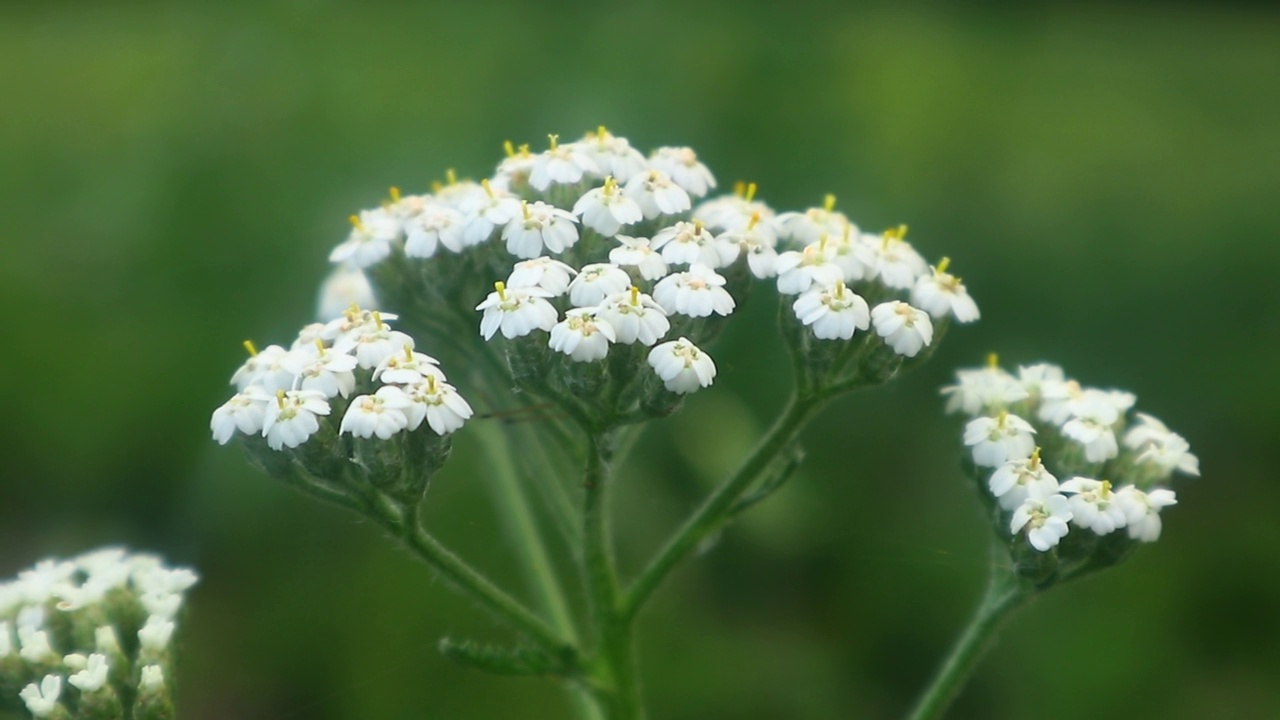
left=988, top=448, right=1060, bottom=511
left=568, top=263, right=633, bottom=307
left=1124, top=413, right=1200, bottom=478
left=20, top=675, right=63, bottom=718
left=941, top=358, right=1030, bottom=415
left=503, top=201, right=581, bottom=259
left=624, top=169, right=693, bottom=220
left=316, top=265, right=378, bottom=322
left=911, top=257, right=980, bottom=322
left=793, top=281, right=870, bottom=341
left=405, top=376, right=473, bottom=435
left=230, top=342, right=294, bottom=392
left=373, top=347, right=445, bottom=385
left=598, top=287, right=671, bottom=346
left=282, top=343, right=359, bottom=399
left=262, top=389, right=331, bottom=450
left=1011, top=494, right=1074, bottom=552
left=68, top=653, right=110, bottom=693
left=462, top=180, right=523, bottom=246
left=507, top=256, right=578, bottom=297
left=648, top=146, right=717, bottom=198
left=653, top=263, right=736, bottom=318
left=1114, top=485, right=1178, bottom=542
left=340, top=386, right=414, bottom=440
left=775, top=239, right=845, bottom=295
left=870, top=301, right=934, bottom=358
left=577, top=127, right=648, bottom=183
left=865, top=225, right=928, bottom=289
left=964, top=411, right=1037, bottom=467
left=211, top=388, right=270, bottom=444
left=475, top=282, right=559, bottom=340
left=328, top=209, right=401, bottom=269
left=776, top=195, right=850, bottom=245
left=1058, top=478, right=1128, bottom=535
left=529, top=134, right=600, bottom=191
left=651, top=221, right=737, bottom=268
left=648, top=337, right=717, bottom=394
left=404, top=203, right=466, bottom=257
left=573, top=176, right=644, bottom=237
left=549, top=308, right=618, bottom=362
left=609, top=235, right=670, bottom=281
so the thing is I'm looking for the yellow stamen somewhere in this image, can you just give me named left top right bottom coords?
left=996, top=409, right=1008, bottom=428
left=427, top=375, right=437, bottom=393
left=733, top=180, right=746, bottom=197
left=842, top=222, right=852, bottom=243
left=481, top=178, right=494, bottom=198
left=389, top=186, right=401, bottom=203
left=446, top=168, right=458, bottom=186
left=495, top=281, right=507, bottom=302
left=404, top=345, right=413, bottom=361
left=693, top=220, right=705, bottom=235
left=345, top=302, right=361, bottom=319
left=629, top=286, right=640, bottom=306
left=1030, top=447, right=1042, bottom=468
left=936, top=256, right=951, bottom=275
left=372, top=311, right=383, bottom=328
left=503, top=140, right=515, bottom=158
left=987, top=352, right=999, bottom=369
left=818, top=233, right=828, bottom=252
left=747, top=211, right=761, bottom=231
left=834, top=280, right=847, bottom=299
left=349, top=214, right=364, bottom=231
left=744, top=182, right=757, bottom=202
left=823, top=193, right=836, bottom=213
left=430, top=180, right=443, bottom=193
left=522, top=200, right=531, bottom=220
left=518, top=143, right=530, bottom=157
left=603, top=176, right=618, bottom=195
left=314, top=339, right=326, bottom=356
left=276, top=389, right=287, bottom=409
left=548, top=133, right=559, bottom=151
left=243, top=340, right=259, bottom=357
left=597, top=125, right=608, bottom=140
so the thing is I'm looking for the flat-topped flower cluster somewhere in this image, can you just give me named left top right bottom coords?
left=0, top=548, right=196, bottom=719
left=944, top=358, right=1198, bottom=553
left=211, top=308, right=473, bottom=450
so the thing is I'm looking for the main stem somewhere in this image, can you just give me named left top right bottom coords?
left=622, top=392, right=825, bottom=619
left=904, top=546, right=1030, bottom=720
left=583, top=433, right=644, bottom=719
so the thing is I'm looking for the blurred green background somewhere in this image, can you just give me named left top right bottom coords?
left=3, top=1, right=1278, bottom=718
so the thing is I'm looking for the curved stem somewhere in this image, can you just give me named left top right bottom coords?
left=621, top=392, right=825, bottom=619
left=904, top=546, right=1030, bottom=720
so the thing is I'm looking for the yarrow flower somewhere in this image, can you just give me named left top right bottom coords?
left=625, top=169, right=693, bottom=219
left=792, top=281, right=870, bottom=340
left=329, top=209, right=401, bottom=268
left=528, top=134, right=599, bottom=191
left=507, top=257, right=578, bottom=297
left=477, top=282, right=559, bottom=340
left=652, top=264, right=735, bottom=318
left=911, top=257, right=979, bottom=322
left=568, top=263, right=632, bottom=307
left=549, top=308, right=617, bottom=362
left=609, top=235, right=669, bottom=281
left=964, top=411, right=1037, bottom=467
left=648, top=337, right=717, bottom=394
left=1010, top=494, right=1074, bottom=551
left=597, top=287, right=671, bottom=346
left=503, top=201, right=580, bottom=259
left=573, top=176, right=643, bottom=236
left=870, top=301, right=934, bottom=358
left=647, top=146, right=716, bottom=197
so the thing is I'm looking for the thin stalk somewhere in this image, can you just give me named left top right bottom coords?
left=621, top=392, right=825, bottom=619
left=903, top=546, right=1030, bottom=720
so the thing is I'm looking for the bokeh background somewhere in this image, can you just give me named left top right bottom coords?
left=3, top=1, right=1279, bottom=718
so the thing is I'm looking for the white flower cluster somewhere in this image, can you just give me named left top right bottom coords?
left=212, top=307, right=474, bottom=448
left=945, top=358, right=1198, bottom=551
left=0, top=548, right=196, bottom=718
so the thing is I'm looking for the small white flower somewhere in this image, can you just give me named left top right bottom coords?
left=139, top=589, right=183, bottom=619
left=262, top=389, right=331, bottom=450
left=865, top=226, right=928, bottom=289
left=138, top=616, right=175, bottom=652
left=18, top=626, right=58, bottom=663
left=568, top=263, right=633, bottom=307
left=475, top=282, right=559, bottom=340
left=404, top=204, right=466, bottom=257
left=20, top=675, right=62, bottom=718
left=653, top=264, right=736, bottom=318
left=491, top=141, right=537, bottom=191
left=598, top=288, right=671, bottom=346
left=1124, top=413, right=1200, bottom=478
left=988, top=449, right=1059, bottom=511
left=1017, top=363, right=1066, bottom=401
left=1037, top=378, right=1084, bottom=425
left=549, top=308, right=618, bottom=362
left=651, top=221, right=737, bottom=268
left=624, top=169, right=693, bottom=219
left=528, top=134, right=599, bottom=191
left=870, top=301, right=934, bottom=358
left=328, top=209, right=401, bottom=269
left=776, top=197, right=850, bottom=245
left=1061, top=416, right=1120, bottom=463
left=940, top=361, right=1029, bottom=416
left=694, top=184, right=778, bottom=237
left=319, top=307, right=398, bottom=345
left=648, top=146, right=717, bottom=197
left=68, top=653, right=110, bottom=693
left=1010, top=494, right=1073, bottom=552
left=332, top=315, right=415, bottom=370
left=792, top=281, right=870, bottom=341
left=774, top=241, right=845, bottom=295
left=372, top=347, right=444, bottom=385
left=282, top=344, right=359, bottom=399
left=964, top=411, right=1037, bottom=467
left=609, top=235, right=670, bottom=281
left=292, top=323, right=328, bottom=350
left=507, top=256, right=578, bottom=296
left=648, top=337, right=717, bottom=394
left=577, top=127, right=648, bottom=183
left=230, top=343, right=294, bottom=392
left=911, top=257, right=980, bottom=322
left=404, top=376, right=473, bottom=435
left=64, top=653, right=88, bottom=671
left=95, top=626, right=121, bottom=655
left=316, top=265, right=378, bottom=322
left=340, top=386, right=413, bottom=439
left=502, top=201, right=581, bottom=259
left=826, top=225, right=877, bottom=282
left=1114, top=485, right=1177, bottom=542
left=716, top=210, right=780, bottom=279
left=1058, top=478, right=1127, bottom=535
left=462, top=180, right=523, bottom=246
left=433, top=177, right=489, bottom=214
left=140, top=664, right=165, bottom=691
left=133, top=566, right=199, bottom=594
left=573, top=177, right=644, bottom=236
left=211, top=388, right=270, bottom=444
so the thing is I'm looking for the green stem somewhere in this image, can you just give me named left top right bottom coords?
left=621, top=392, right=825, bottom=620
left=904, top=547, right=1030, bottom=720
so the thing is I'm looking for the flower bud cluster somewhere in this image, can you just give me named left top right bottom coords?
left=0, top=548, right=196, bottom=719
left=943, top=357, right=1198, bottom=567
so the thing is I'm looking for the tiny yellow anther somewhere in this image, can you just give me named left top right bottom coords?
left=427, top=375, right=437, bottom=393
left=481, top=178, right=494, bottom=198
left=522, top=200, right=531, bottom=220
left=518, top=143, right=530, bottom=157
left=747, top=211, right=761, bottom=231
left=603, top=176, right=618, bottom=194
left=693, top=220, right=705, bottom=235
left=243, top=340, right=259, bottom=357
left=1100, top=480, right=1113, bottom=495
left=823, top=194, right=836, bottom=213
left=503, top=140, right=516, bottom=158
left=275, top=389, right=287, bottom=409
left=834, top=280, right=847, bottom=299
left=597, top=125, right=608, bottom=140
left=495, top=281, right=507, bottom=301
left=349, top=214, right=363, bottom=231
left=372, top=311, right=384, bottom=328
left=629, top=286, right=640, bottom=306
left=345, top=302, right=361, bottom=319
left=1030, top=447, right=1042, bottom=468
left=446, top=168, right=458, bottom=186
left=389, top=186, right=401, bottom=203
left=818, top=233, right=829, bottom=251
left=548, top=133, right=559, bottom=150
left=996, top=409, right=1008, bottom=427
left=987, top=352, right=999, bottom=369
left=315, top=339, right=326, bottom=356
left=842, top=222, right=852, bottom=243
left=733, top=180, right=746, bottom=197
left=430, top=180, right=443, bottom=193
left=936, top=256, right=951, bottom=275
left=403, top=345, right=413, bottom=361
left=744, top=182, right=757, bottom=202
